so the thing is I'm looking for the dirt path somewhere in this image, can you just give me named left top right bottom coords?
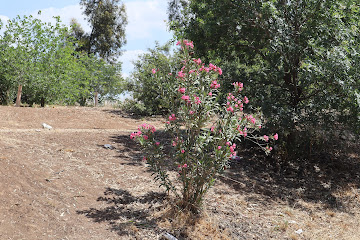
left=0, top=106, right=359, bottom=239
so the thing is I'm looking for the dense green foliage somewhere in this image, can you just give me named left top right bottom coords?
left=80, top=0, right=128, bottom=62
left=168, top=0, right=360, bottom=154
left=126, top=42, right=178, bottom=115
left=0, top=14, right=124, bottom=106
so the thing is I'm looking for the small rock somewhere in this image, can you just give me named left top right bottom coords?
left=160, top=233, right=178, bottom=240
left=104, top=144, right=115, bottom=150
left=295, top=229, right=303, bottom=234
left=42, top=123, right=53, bottom=130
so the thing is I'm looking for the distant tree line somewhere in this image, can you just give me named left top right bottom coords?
left=0, top=0, right=127, bottom=107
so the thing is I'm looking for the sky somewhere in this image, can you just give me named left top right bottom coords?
left=0, top=0, right=173, bottom=78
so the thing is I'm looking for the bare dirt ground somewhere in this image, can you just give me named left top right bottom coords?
left=0, top=106, right=359, bottom=240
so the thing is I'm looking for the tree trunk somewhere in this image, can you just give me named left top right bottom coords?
left=15, top=85, right=23, bottom=107
left=94, top=91, right=99, bottom=107
left=40, top=97, right=45, bottom=108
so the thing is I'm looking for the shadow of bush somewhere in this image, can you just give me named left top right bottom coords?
left=77, top=187, right=166, bottom=237
left=221, top=140, right=360, bottom=212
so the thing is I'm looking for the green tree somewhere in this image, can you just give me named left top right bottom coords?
left=169, top=0, right=360, bottom=154
left=80, top=0, right=128, bottom=61
left=127, top=42, right=178, bottom=115
left=0, top=14, right=90, bottom=107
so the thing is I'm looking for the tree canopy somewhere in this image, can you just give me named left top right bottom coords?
left=80, top=0, right=128, bottom=62
left=0, top=14, right=124, bottom=107
left=168, top=0, right=360, bottom=150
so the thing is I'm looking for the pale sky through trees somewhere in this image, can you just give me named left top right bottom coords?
left=0, top=0, right=172, bottom=78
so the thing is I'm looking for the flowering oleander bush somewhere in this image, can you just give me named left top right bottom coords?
left=130, top=40, right=277, bottom=213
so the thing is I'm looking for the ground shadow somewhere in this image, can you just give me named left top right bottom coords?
left=77, top=187, right=166, bottom=237
left=109, top=131, right=174, bottom=167
left=220, top=142, right=360, bottom=212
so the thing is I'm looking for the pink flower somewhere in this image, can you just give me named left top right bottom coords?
left=217, top=146, right=222, bottom=150
left=194, top=58, right=202, bottom=65
left=244, top=96, right=249, bottom=104
left=217, top=67, right=223, bottom=75
left=168, top=73, right=172, bottom=75
left=130, top=131, right=142, bottom=139
left=182, top=163, right=188, bottom=168
left=274, top=133, right=279, bottom=140
left=211, top=126, right=215, bottom=132
left=177, top=71, right=186, bottom=78
left=169, top=114, right=176, bottom=121
left=194, top=96, right=201, bottom=105
left=183, top=40, right=194, bottom=49
left=142, top=156, right=147, bottom=161
left=266, top=146, right=273, bottom=152
left=181, top=149, right=185, bottom=153
left=178, top=87, right=186, bottom=94
left=226, top=141, right=231, bottom=146
left=143, top=135, right=148, bottom=140
left=189, top=110, right=195, bottom=115
left=227, top=107, right=234, bottom=112
left=152, top=68, right=157, bottom=74
left=210, top=80, right=220, bottom=89
left=138, top=123, right=156, bottom=133
left=233, top=82, right=243, bottom=91
left=181, top=95, right=190, bottom=101
left=263, top=135, right=269, bottom=142
left=208, top=92, right=213, bottom=96
left=155, top=142, right=160, bottom=146
left=176, top=40, right=181, bottom=46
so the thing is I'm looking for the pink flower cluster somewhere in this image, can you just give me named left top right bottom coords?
left=130, top=131, right=142, bottom=139
left=194, top=95, right=201, bottom=105
left=169, top=114, right=176, bottom=121
left=178, top=87, right=186, bottom=94
left=198, top=64, right=222, bottom=75
left=130, top=123, right=156, bottom=140
left=177, top=39, right=194, bottom=49
left=232, top=82, right=243, bottom=92
left=210, top=80, right=221, bottom=89
left=246, top=114, right=256, bottom=124
left=244, top=96, right=249, bottom=104
left=237, top=126, right=248, bottom=137
left=178, top=163, right=188, bottom=169
left=225, top=142, right=237, bottom=157
left=274, top=133, right=279, bottom=140
left=177, top=71, right=186, bottom=78
left=226, top=93, right=244, bottom=112
left=181, top=95, right=190, bottom=102
left=209, top=63, right=223, bottom=75
left=263, top=135, right=269, bottom=142
left=193, top=58, right=202, bottom=65
left=138, top=123, right=156, bottom=133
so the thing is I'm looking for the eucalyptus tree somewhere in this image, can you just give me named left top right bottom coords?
left=80, top=0, right=128, bottom=61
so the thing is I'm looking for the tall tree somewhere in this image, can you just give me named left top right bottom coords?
left=80, top=0, right=128, bottom=62
left=169, top=0, right=360, bottom=153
